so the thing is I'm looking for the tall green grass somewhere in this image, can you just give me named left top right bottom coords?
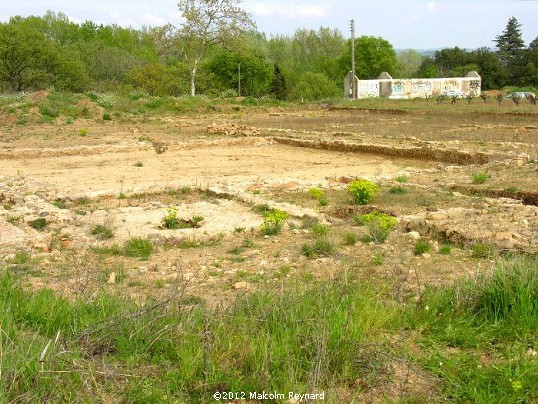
left=0, top=254, right=536, bottom=402
left=405, top=254, right=538, bottom=402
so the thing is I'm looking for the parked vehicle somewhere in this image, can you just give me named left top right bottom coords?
left=441, top=90, right=464, bottom=98
left=504, top=91, right=536, bottom=99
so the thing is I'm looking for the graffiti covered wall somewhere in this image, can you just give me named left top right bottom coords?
left=345, top=71, right=481, bottom=99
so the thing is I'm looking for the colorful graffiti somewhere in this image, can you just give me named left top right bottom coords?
left=357, top=81, right=379, bottom=98
left=412, top=80, right=432, bottom=94
left=349, top=72, right=480, bottom=99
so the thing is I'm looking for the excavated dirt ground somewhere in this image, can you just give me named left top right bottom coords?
left=0, top=105, right=537, bottom=305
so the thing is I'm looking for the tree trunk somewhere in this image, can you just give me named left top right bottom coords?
left=190, top=66, right=197, bottom=97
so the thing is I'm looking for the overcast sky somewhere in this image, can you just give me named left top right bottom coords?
left=1, top=0, right=537, bottom=49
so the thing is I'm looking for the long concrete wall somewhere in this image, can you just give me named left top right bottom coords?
left=345, top=71, right=481, bottom=99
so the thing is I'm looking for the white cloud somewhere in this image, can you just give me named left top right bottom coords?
left=141, top=13, right=166, bottom=26
left=248, top=2, right=330, bottom=19
left=426, top=1, right=437, bottom=12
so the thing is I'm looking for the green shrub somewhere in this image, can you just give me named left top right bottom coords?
left=301, top=238, right=334, bottom=258
left=260, top=210, right=288, bottom=235
left=102, top=112, right=111, bottom=121
left=439, top=244, right=452, bottom=255
left=347, top=179, right=380, bottom=205
left=414, top=240, right=431, bottom=255
left=308, top=187, right=325, bottom=200
left=354, top=211, right=397, bottom=243
left=308, top=187, right=328, bottom=206
left=124, top=238, right=153, bottom=259
left=396, top=175, right=408, bottom=183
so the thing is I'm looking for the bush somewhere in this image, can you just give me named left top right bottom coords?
left=354, top=211, right=397, bottom=243
left=308, top=187, right=328, bottom=206
left=260, top=210, right=288, bottom=235
left=290, top=72, right=340, bottom=101
left=347, top=179, right=380, bottom=205
left=307, top=187, right=325, bottom=200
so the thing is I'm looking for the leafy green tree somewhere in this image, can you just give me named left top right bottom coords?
left=271, top=64, right=287, bottom=100
left=205, top=48, right=272, bottom=96
left=0, top=17, right=87, bottom=92
left=494, top=17, right=526, bottom=85
left=395, top=49, right=425, bottom=78
left=290, top=72, right=339, bottom=101
left=127, top=63, right=180, bottom=96
left=177, top=0, right=254, bottom=96
left=0, top=20, right=57, bottom=91
left=339, top=36, right=397, bottom=79
left=471, top=47, right=506, bottom=89
left=521, top=36, right=538, bottom=86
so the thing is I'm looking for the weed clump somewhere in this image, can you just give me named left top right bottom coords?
left=308, top=187, right=328, bottom=206
left=260, top=210, right=288, bottom=235
left=414, top=240, right=432, bottom=255
left=347, top=179, right=380, bottom=205
left=28, top=218, right=47, bottom=230
left=472, top=242, right=497, bottom=259
left=162, top=206, right=203, bottom=229
left=472, top=171, right=491, bottom=184
left=90, top=224, right=114, bottom=240
left=354, top=211, right=397, bottom=243
left=301, top=238, right=334, bottom=258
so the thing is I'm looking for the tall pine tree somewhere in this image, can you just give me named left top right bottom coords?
left=494, top=17, right=525, bottom=85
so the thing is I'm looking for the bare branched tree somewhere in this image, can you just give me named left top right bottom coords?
left=178, top=0, right=255, bottom=96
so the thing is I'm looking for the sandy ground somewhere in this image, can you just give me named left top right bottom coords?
left=0, top=138, right=412, bottom=196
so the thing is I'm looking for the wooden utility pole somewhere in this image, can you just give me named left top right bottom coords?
left=238, top=63, right=241, bottom=97
left=350, top=19, right=356, bottom=99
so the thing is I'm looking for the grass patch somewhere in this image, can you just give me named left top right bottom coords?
left=388, top=186, right=407, bottom=194
left=0, top=253, right=534, bottom=402
left=301, top=238, right=335, bottom=258
left=90, top=224, right=114, bottom=240
left=124, top=237, right=153, bottom=259
left=28, top=217, right=47, bottom=230
left=311, top=223, right=330, bottom=236
left=342, top=232, right=358, bottom=245
left=414, top=240, right=432, bottom=255
left=472, top=242, right=497, bottom=259
left=472, top=171, right=491, bottom=184
left=406, top=255, right=538, bottom=402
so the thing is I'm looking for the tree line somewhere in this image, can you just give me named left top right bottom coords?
left=0, top=10, right=536, bottom=100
